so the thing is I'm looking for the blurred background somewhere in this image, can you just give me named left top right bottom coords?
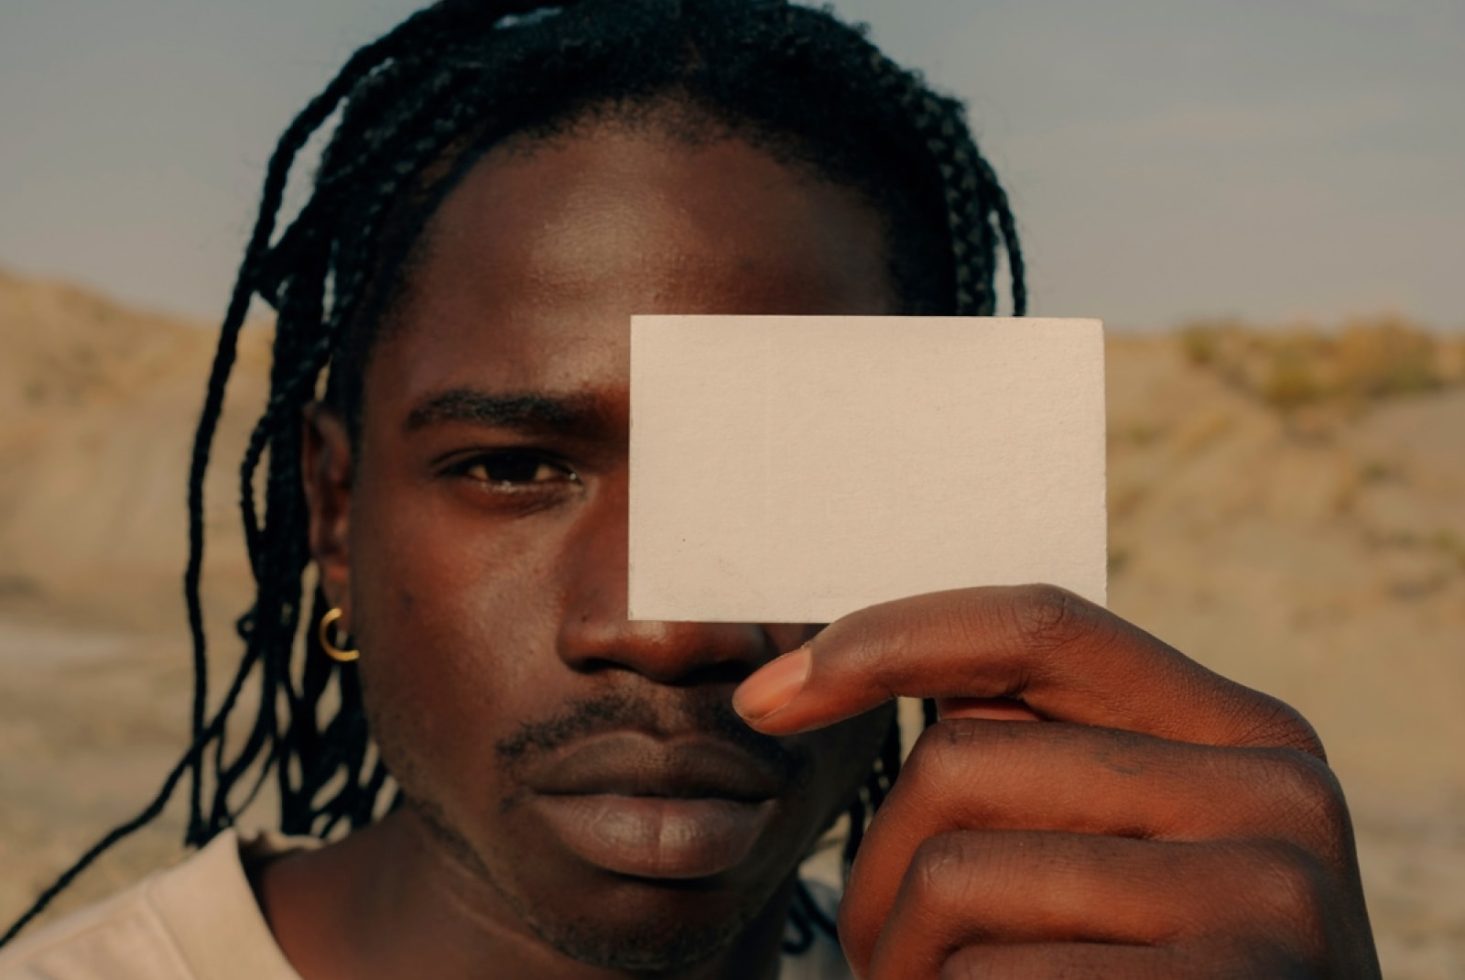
left=1, top=1, right=1461, bottom=975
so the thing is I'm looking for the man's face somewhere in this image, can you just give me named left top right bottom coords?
left=307, top=117, right=898, bottom=970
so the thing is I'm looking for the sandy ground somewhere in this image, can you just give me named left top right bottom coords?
left=0, top=274, right=1461, bottom=975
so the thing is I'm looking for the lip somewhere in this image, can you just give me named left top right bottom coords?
left=524, top=732, right=791, bottom=879
left=527, top=732, right=789, bottom=802
left=533, top=794, right=779, bottom=879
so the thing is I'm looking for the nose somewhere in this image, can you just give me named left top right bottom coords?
left=556, top=474, right=806, bottom=684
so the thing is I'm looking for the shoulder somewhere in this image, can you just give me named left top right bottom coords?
left=0, top=829, right=314, bottom=980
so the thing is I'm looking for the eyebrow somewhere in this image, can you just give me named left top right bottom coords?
left=403, top=388, right=617, bottom=438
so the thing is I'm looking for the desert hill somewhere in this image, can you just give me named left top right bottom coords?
left=0, top=273, right=1460, bottom=976
left=0, top=269, right=270, bottom=629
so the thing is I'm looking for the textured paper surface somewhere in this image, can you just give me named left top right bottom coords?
left=628, top=316, right=1107, bottom=623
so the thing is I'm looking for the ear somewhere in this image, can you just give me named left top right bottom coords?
left=301, top=402, right=354, bottom=625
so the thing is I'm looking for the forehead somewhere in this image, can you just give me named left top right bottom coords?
left=364, top=121, right=895, bottom=430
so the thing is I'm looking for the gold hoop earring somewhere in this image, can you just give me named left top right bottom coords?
left=318, top=607, right=359, bottom=663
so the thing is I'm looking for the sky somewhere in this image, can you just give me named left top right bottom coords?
left=1, top=0, right=1461, bottom=330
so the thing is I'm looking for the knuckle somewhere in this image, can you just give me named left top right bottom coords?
left=906, top=721, right=972, bottom=783
left=1283, top=714, right=1329, bottom=762
left=906, top=833, right=977, bottom=912
left=1229, top=694, right=1329, bottom=760
left=1272, top=749, right=1349, bottom=825
left=1245, top=840, right=1332, bottom=954
left=1262, top=748, right=1354, bottom=864
left=903, top=719, right=1006, bottom=798
left=1010, top=583, right=1095, bottom=652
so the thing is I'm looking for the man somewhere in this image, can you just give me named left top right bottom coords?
left=0, top=1, right=1378, bottom=976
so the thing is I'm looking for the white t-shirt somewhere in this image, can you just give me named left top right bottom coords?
left=0, top=829, right=852, bottom=979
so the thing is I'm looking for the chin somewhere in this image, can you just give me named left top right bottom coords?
left=525, top=896, right=759, bottom=973
left=505, top=843, right=799, bottom=968
left=408, top=788, right=798, bottom=971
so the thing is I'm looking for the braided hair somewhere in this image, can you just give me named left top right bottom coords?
left=2, top=0, right=1024, bottom=952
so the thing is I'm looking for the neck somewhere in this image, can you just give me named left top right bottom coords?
left=254, top=809, right=800, bottom=980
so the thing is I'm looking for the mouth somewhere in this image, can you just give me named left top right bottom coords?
left=533, top=794, right=779, bottom=880
left=526, top=732, right=790, bottom=879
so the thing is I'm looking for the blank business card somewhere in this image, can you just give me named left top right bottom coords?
left=628, top=316, right=1107, bottom=623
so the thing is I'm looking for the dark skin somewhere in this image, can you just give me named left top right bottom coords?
left=738, top=592, right=1380, bottom=977
left=271, top=111, right=1379, bottom=979
left=273, top=118, right=895, bottom=980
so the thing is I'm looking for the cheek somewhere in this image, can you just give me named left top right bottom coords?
left=345, top=481, right=566, bottom=795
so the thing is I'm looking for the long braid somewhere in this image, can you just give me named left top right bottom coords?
left=181, top=3, right=466, bottom=842
left=209, top=43, right=525, bottom=839
left=211, top=245, right=333, bottom=831
left=866, top=52, right=1016, bottom=315
left=4, top=0, right=1025, bottom=951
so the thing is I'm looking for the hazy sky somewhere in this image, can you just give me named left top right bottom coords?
left=2, top=0, right=1461, bottom=329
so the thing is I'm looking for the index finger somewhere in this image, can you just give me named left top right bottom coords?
left=732, top=584, right=1324, bottom=756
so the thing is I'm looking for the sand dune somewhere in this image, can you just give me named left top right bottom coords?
left=0, top=273, right=1460, bottom=975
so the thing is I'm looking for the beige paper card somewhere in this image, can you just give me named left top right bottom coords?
left=628, top=316, right=1107, bottom=623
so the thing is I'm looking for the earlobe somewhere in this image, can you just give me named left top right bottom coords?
left=301, top=402, right=354, bottom=614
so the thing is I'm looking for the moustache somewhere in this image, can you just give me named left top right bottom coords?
left=494, top=689, right=809, bottom=785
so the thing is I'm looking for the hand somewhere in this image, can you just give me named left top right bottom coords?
left=733, top=585, right=1380, bottom=979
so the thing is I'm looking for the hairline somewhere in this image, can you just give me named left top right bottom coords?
left=331, top=90, right=941, bottom=441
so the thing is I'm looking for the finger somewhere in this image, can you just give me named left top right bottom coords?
left=837, top=718, right=1355, bottom=969
left=936, top=696, right=1043, bottom=722
left=936, top=943, right=1204, bottom=980
left=733, top=584, right=1323, bottom=757
left=857, top=831, right=1326, bottom=980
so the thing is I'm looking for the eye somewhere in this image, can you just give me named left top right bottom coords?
left=447, top=450, right=581, bottom=489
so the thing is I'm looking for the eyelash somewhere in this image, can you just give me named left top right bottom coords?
left=442, top=449, right=582, bottom=493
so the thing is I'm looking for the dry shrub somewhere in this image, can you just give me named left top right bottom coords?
left=1176, top=315, right=1461, bottom=413
left=1180, top=324, right=1223, bottom=366
left=1261, top=348, right=1323, bottom=411
left=1334, top=315, right=1441, bottom=398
